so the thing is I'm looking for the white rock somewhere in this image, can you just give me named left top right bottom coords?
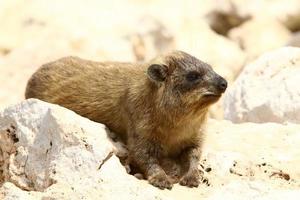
left=0, top=99, right=168, bottom=200
left=224, top=47, right=300, bottom=123
left=195, top=119, right=300, bottom=199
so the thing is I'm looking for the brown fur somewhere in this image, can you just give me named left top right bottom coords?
left=25, top=51, right=227, bottom=189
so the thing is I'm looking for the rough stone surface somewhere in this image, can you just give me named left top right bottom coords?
left=224, top=47, right=300, bottom=123
left=229, top=18, right=291, bottom=60
left=1, top=99, right=300, bottom=199
left=0, top=99, right=166, bottom=200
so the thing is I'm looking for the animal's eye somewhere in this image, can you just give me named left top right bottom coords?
left=186, top=71, right=201, bottom=82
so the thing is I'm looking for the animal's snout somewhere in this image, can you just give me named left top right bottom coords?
left=217, top=76, right=227, bottom=93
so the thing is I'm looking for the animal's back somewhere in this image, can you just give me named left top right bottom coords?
left=25, top=56, right=140, bottom=136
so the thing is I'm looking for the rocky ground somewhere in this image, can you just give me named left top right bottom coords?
left=1, top=99, right=300, bottom=199
left=1, top=0, right=300, bottom=199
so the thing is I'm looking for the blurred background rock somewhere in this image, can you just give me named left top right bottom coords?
left=1, top=0, right=300, bottom=120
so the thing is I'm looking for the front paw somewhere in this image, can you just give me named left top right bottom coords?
left=180, top=170, right=208, bottom=187
left=148, top=171, right=173, bottom=190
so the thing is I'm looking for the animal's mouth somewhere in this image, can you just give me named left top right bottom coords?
left=203, top=92, right=222, bottom=98
left=199, top=92, right=222, bottom=105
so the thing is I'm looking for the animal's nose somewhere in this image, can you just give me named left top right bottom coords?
left=218, top=77, right=227, bottom=92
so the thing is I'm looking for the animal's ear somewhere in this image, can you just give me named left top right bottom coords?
left=147, top=64, right=168, bottom=82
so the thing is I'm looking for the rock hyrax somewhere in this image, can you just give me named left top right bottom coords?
left=25, top=51, right=227, bottom=189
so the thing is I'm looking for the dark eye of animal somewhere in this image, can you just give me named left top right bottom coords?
left=186, top=71, right=201, bottom=82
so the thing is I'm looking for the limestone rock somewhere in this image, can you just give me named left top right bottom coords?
left=224, top=47, right=300, bottom=123
left=0, top=99, right=167, bottom=200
